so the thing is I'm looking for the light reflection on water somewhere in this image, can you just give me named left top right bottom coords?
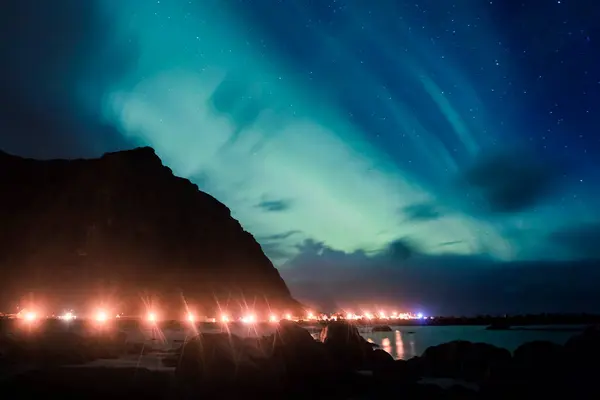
left=394, top=330, right=403, bottom=360
left=360, top=325, right=581, bottom=360
left=381, top=337, right=391, bottom=355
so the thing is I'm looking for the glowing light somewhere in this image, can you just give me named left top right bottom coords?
left=365, top=313, right=373, bottom=320
left=269, top=314, right=278, bottom=323
left=241, top=314, right=256, bottom=324
left=220, top=314, right=229, bottom=323
left=24, top=312, right=37, bottom=322
left=378, top=311, right=387, bottom=319
left=187, top=313, right=195, bottom=323
left=147, top=312, right=157, bottom=322
left=284, top=313, right=292, bottom=320
left=307, top=312, right=315, bottom=320
left=95, top=310, right=108, bottom=323
left=417, top=313, right=424, bottom=319
left=60, top=312, right=75, bottom=321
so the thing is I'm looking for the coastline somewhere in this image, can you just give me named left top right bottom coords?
left=1, top=320, right=599, bottom=398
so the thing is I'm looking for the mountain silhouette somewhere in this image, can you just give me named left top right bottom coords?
left=0, top=147, right=299, bottom=316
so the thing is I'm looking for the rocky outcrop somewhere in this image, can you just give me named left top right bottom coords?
left=0, top=147, right=299, bottom=314
left=3, top=321, right=600, bottom=398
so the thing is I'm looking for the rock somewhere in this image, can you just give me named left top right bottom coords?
left=372, top=325, right=393, bottom=332
left=419, top=340, right=512, bottom=383
left=320, top=321, right=374, bottom=370
left=512, top=340, right=566, bottom=380
left=564, top=326, right=600, bottom=379
left=492, top=340, right=570, bottom=396
left=0, top=147, right=300, bottom=313
left=86, top=331, right=128, bottom=359
left=125, top=342, right=155, bottom=355
left=275, top=320, right=316, bottom=347
left=1, top=367, right=172, bottom=399
left=366, top=348, right=395, bottom=373
left=1, top=331, right=97, bottom=366
left=174, top=333, right=274, bottom=392
left=270, top=321, right=336, bottom=381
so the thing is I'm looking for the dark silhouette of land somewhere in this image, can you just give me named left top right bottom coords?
left=0, top=147, right=300, bottom=314
left=1, top=319, right=599, bottom=399
left=322, top=313, right=600, bottom=328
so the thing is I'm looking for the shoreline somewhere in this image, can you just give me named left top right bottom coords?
left=1, top=321, right=599, bottom=398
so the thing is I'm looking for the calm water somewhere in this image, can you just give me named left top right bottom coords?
left=356, top=325, right=582, bottom=360
left=1, top=320, right=584, bottom=362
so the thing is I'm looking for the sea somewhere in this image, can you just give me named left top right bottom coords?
left=1, top=321, right=585, bottom=370
left=354, top=325, right=583, bottom=360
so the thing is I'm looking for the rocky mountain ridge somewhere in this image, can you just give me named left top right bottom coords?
left=0, top=147, right=299, bottom=314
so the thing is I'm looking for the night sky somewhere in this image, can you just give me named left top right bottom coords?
left=2, top=0, right=600, bottom=315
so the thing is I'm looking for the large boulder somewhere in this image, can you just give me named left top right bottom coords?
left=174, top=333, right=277, bottom=394
left=0, top=331, right=97, bottom=366
left=319, top=321, right=375, bottom=370
left=270, top=321, right=336, bottom=380
left=419, top=340, right=512, bottom=383
left=564, top=326, right=600, bottom=381
left=512, top=340, right=566, bottom=381
left=1, top=367, right=172, bottom=399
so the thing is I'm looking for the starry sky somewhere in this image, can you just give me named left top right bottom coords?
left=2, top=0, right=600, bottom=314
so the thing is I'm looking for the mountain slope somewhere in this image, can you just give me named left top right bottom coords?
left=0, top=147, right=299, bottom=316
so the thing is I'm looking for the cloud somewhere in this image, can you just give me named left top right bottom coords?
left=549, top=222, right=600, bottom=259
left=260, top=230, right=302, bottom=241
left=256, top=230, right=303, bottom=262
left=460, top=147, right=564, bottom=213
left=401, top=202, right=442, bottom=222
left=438, top=240, right=464, bottom=247
left=256, top=199, right=293, bottom=212
left=259, top=242, right=295, bottom=262
left=386, top=238, right=419, bottom=260
left=280, top=239, right=600, bottom=315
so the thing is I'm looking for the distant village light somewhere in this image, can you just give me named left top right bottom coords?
left=95, top=310, right=108, bottom=323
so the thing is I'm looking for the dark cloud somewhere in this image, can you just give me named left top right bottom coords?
left=549, top=222, right=600, bottom=259
left=260, top=242, right=294, bottom=262
left=257, top=231, right=303, bottom=263
left=438, top=240, right=464, bottom=247
left=256, top=199, right=293, bottom=212
left=280, top=239, right=600, bottom=315
left=401, top=202, right=442, bottom=222
left=461, top=148, right=565, bottom=213
left=0, top=0, right=138, bottom=158
left=386, top=238, right=419, bottom=260
left=210, top=72, right=266, bottom=132
left=260, top=230, right=302, bottom=241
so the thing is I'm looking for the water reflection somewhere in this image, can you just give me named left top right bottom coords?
left=361, top=325, right=578, bottom=360
left=307, top=324, right=580, bottom=361
left=394, top=330, right=404, bottom=359
left=381, top=337, right=391, bottom=355
left=367, top=329, right=418, bottom=360
left=409, top=335, right=416, bottom=356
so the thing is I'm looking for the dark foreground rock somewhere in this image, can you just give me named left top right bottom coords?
left=372, top=324, right=393, bottom=332
left=2, top=322, right=600, bottom=399
left=0, top=329, right=127, bottom=367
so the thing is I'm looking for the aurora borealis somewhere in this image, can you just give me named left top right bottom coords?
left=2, top=0, right=600, bottom=313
